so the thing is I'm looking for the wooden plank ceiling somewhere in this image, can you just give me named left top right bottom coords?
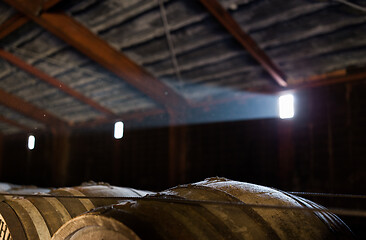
left=0, top=0, right=365, bottom=134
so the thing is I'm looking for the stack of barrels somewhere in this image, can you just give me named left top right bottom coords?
left=0, top=182, right=153, bottom=240
left=0, top=178, right=355, bottom=239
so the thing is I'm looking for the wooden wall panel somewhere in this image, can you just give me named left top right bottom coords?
left=0, top=80, right=365, bottom=194
left=66, top=124, right=170, bottom=191
left=0, top=134, right=3, bottom=178
left=1, top=132, right=52, bottom=186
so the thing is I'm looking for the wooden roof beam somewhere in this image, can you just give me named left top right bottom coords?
left=42, top=0, right=65, bottom=11
left=0, top=49, right=117, bottom=117
left=73, top=108, right=166, bottom=129
left=199, top=0, right=287, bottom=87
left=0, top=115, right=32, bottom=132
left=0, top=0, right=66, bottom=40
left=289, top=70, right=366, bottom=90
left=38, top=12, right=188, bottom=111
left=6, top=0, right=43, bottom=16
left=235, top=69, right=366, bottom=93
left=0, top=88, right=68, bottom=127
left=73, top=70, right=366, bottom=129
left=2, top=0, right=189, bottom=112
left=0, top=13, right=28, bottom=39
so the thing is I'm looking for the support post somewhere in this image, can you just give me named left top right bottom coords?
left=168, top=108, right=188, bottom=187
left=51, top=127, right=71, bottom=186
left=277, top=120, right=294, bottom=189
left=113, top=135, right=123, bottom=184
left=325, top=89, right=335, bottom=192
left=0, top=134, right=3, bottom=178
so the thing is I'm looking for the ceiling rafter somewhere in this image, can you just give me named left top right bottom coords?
left=9, top=0, right=44, bottom=15
left=187, top=70, right=366, bottom=112
left=199, top=0, right=288, bottom=87
left=241, top=69, right=366, bottom=93
left=290, top=70, right=366, bottom=90
left=73, top=108, right=166, bottom=129
left=0, top=13, right=28, bottom=40
left=0, top=0, right=65, bottom=40
left=72, top=69, right=366, bottom=129
left=2, top=0, right=189, bottom=113
left=42, top=0, right=65, bottom=11
left=0, top=49, right=117, bottom=117
left=0, top=88, right=68, bottom=127
left=0, top=115, right=32, bottom=132
left=37, top=12, right=189, bottom=111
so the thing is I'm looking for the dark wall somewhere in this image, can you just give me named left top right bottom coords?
left=1, top=81, right=365, bottom=193
left=67, top=125, right=170, bottom=190
left=291, top=83, right=366, bottom=194
left=186, top=119, right=278, bottom=186
left=0, top=80, right=365, bottom=237
left=1, top=131, right=53, bottom=186
left=0, top=81, right=365, bottom=190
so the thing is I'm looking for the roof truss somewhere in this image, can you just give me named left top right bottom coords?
left=0, top=115, right=32, bottom=132
left=0, top=49, right=116, bottom=117
left=0, top=0, right=365, bottom=133
left=199, top=0, right=288, bottom=87
left=0, top=0, right=64, bottom=40
left=0, top=13, right=28, bottom=39
left=0, top=88, right=68, bottom=127
left=2, top=0, right=189, bottom=111
left=290, top=70, right=366, bottom=90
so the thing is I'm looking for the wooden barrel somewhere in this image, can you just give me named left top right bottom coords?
left=0, top=182, right=50, bottom=203
left=182, top=177, right=354, bottom=239
left=0, top=183, right=18, bottom=192
left=52, top=178, right=354, bottom=240
left=51, top=214, right=141, bottom=240
left=0, top=184, right=153, bottom=240
left=52, top=194, right=250, bottom=240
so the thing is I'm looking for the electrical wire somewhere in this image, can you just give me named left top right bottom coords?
left=289, top=191, right=366, bottom=199
left=158, top=0, right=183, bottom=86
left=333, top=0, right=366, bottom=13
left=1, top=192, right=366, bottom=217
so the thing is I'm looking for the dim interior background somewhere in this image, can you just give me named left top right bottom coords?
left=1, top=81, right=366, bottom=237
left=0, top=0, right=366, bottom=238
left=3, top=82, right=365, bottom=193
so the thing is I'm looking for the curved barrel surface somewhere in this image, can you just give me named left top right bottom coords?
left=0, top=184, right=152, bottom=240
left=178, top=177, right=354, bottom=239
left=52, top=178, right=355, bottom=240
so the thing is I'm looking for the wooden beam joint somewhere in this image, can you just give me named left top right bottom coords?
left=0, top=0, right=69, bottom=40
left=7, top=0, right=44, bottom=16
left=2, top=0, right=189, bottom=112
